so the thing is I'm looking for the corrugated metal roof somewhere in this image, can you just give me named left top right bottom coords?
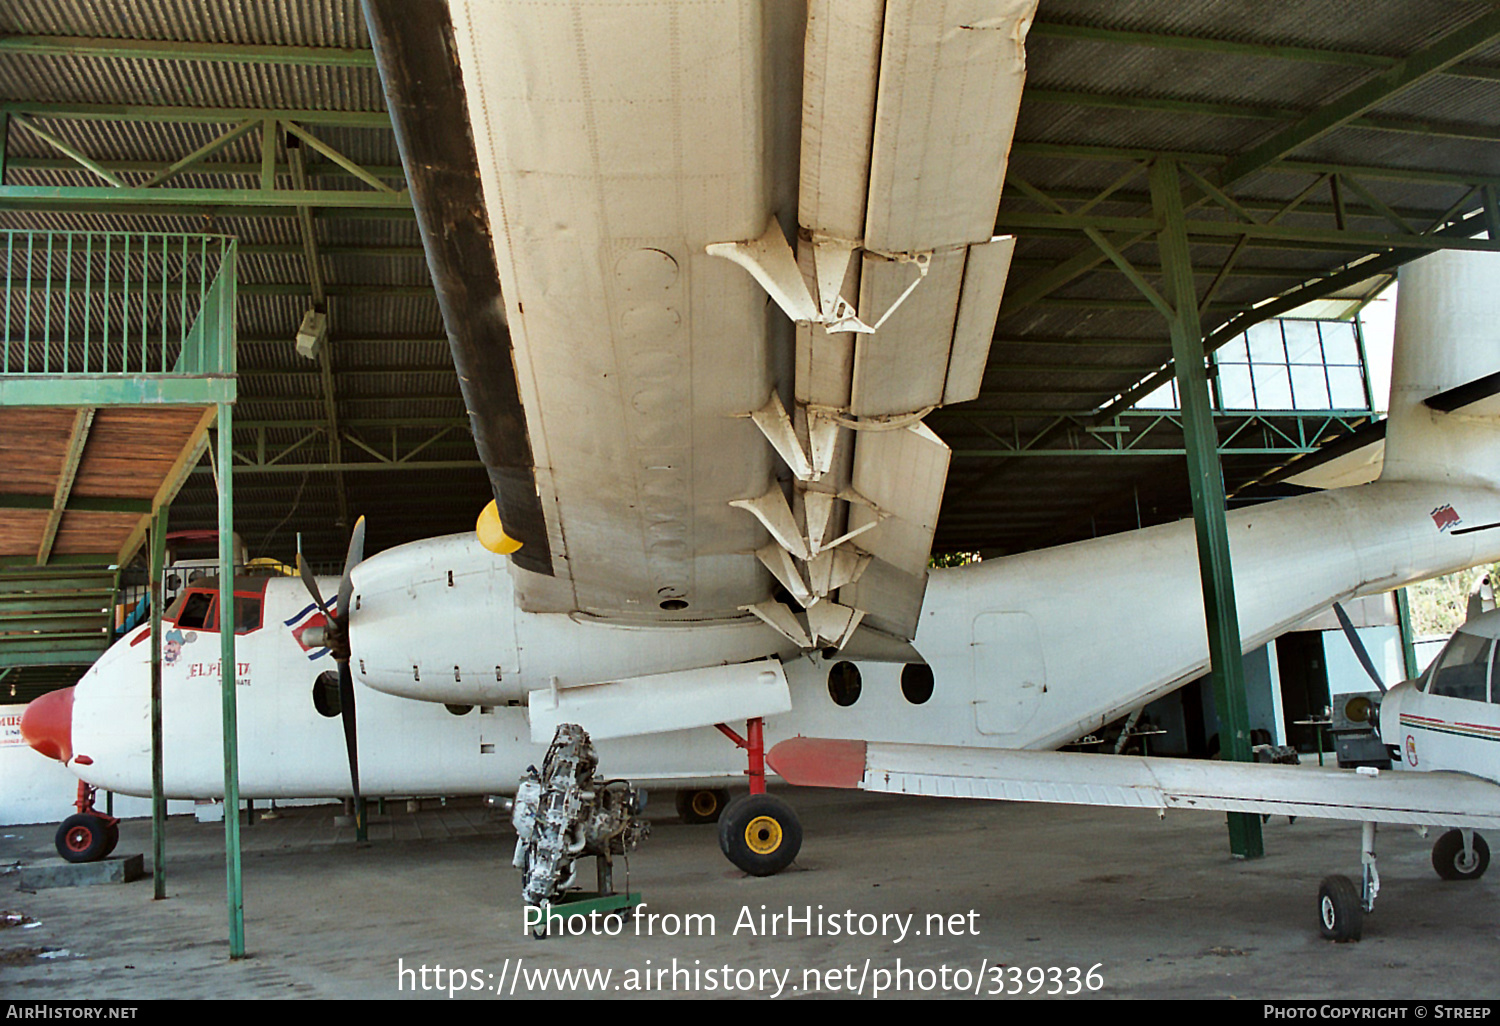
left=1, top=0, right=369, bottom=47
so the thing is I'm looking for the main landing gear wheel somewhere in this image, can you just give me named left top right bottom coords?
left=1432, top=830, right=1490, bottom=881
left=718, top=793, right=801, bottom=876
left=676, top=789, right=730, bottom=825
left=55, top=814, right=111, bottom=864
left=1317, top=875, right=1363, bottom=942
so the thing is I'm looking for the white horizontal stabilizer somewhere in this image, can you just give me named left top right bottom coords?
left=769, top=739, right=1500, bottom=829
left=528, top=659, right=792, bottom=744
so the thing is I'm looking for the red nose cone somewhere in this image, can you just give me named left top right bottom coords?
left=20, top=687, right=73, bottom=763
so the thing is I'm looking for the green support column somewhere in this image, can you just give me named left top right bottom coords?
left=150, top=504, right=168, bottom=900
left=1395, top=588, right=1420, bottom=681
left=1150, top=158, right=1265, bottom=859
left=217, top=403, right=245, bottom=957
left=1353, top=311, right=1378, bottom=414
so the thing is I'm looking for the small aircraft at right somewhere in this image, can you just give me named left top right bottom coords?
left=772, top=601, right=1500, bottom=943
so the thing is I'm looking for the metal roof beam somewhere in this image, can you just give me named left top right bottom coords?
left=952, top=446, right=1321, bottom=458
left=10, top=115, right=124, bottom=187
left=9, top=281, right=432, bottom=297
left=241, top=366, right=453, bottom=379
left=1024, top=88, right=1500, bottom=144
left=1219, top=9, right=1500, bottom=186
left=1030, top=19, right=1500, bottom=83
left=8, top=156, right=408, bottom=180
left=239, top=283, right=432, bottom=296
left=35, top=408, right=94, bottom=565
left=1013, top=186, right=1459, bottom=226
left=1014, top=142, right=1500, bottom=190
left=0, top=493, right=151, bottom=514
left=0, top=102, right=389, bottom=128
left=996, top=209, right=1500, bottom=253
left=139, top=119, right=262, bottom=189
left=0, top=185, right=410, bottom=211
left=0, top=35, right=378, bottom=68
left=237, top=337, right=444, bottom=347
left=236, top=393, right=461, bottom=405
left=189, top=460, right=482, bottom=475
left=990, top=337, right=1166, bottom=349
left=232, top=417, right=468, bottom=430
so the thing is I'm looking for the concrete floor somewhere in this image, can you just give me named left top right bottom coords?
left=2, top=788, right=1497, bottom=1000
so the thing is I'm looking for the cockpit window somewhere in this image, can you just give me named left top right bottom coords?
left=232, top=596, right=262, bottom=635
left=171, top=590, right=262, bottom=634
left=1427, top=631, right=1492, bottom=703
left=176, top=591, right=215, bottom=630
left=163, top=591, right=189, bottom=622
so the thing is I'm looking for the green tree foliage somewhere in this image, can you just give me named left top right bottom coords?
left=1408, top=563, right=1500, bottom=638
left=929, top=552, right=981, bottom=568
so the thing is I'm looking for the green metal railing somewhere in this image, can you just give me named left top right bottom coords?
left=1, top=229, right=236, bottom=379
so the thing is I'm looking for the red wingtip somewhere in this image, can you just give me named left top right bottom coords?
left=766, top=737, right=867, bottom=789
left=20, top=686, right=74, bottom=764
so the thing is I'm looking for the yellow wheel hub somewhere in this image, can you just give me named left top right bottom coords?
left=745, top=815, right=783, bottom=855
left=691, top=792, right=718, bottom=817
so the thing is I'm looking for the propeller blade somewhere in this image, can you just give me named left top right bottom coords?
left=1333, top=601, right=1387, bottom=694
left=338, top=658, right=365, bottom=840
left=336, top=516, right=366, bottom=627
left=296, top=552, right=331, bottom=615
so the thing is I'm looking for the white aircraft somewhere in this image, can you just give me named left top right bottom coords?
left=771, top=598, right=1500, bottom=942
left=16, top=1, right=1500, bottom=937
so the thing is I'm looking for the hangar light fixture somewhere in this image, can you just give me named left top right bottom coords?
left=295, top=309, right=328, bottom=360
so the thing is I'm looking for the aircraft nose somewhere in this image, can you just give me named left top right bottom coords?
left=20, top=686, right=74, bottom=763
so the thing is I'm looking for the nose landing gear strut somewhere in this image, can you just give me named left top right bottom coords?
left=54, top=781, right=120, bottom=864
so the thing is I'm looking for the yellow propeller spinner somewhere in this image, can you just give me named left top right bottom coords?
left=476, top=499, right=523, bottom=555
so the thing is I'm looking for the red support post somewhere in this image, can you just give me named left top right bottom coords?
left=747, top=717, right=765, bottom=795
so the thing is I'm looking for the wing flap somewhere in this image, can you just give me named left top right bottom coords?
left=848, top=421, right=950, bottom=577
left=711, top=0, right=1033, bottom=647
left=851, top=249, right=966, bottom=416
left=798, top=0, right=884, bottom=243
left=945, top=236, right=1017, bottom=405
left=864, top=0, right=1033, bottom=254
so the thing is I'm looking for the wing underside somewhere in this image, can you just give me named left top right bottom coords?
left=770, top=738, right=1500, bottom=829
left=369, top=0, right=1036, bottom=640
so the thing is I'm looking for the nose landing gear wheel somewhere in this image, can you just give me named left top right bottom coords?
left=675, top=788, right=730, bottom=825
left=718, top=793, right=801, bottom=876
left=55, top=814, right=111, bottom=864
left=1432, top=829, right=1489, bottom=881
left=1317, top=875, right=1363, bottom=942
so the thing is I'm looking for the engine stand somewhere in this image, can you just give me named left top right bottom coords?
left=545, top=853, right=641, bottom=922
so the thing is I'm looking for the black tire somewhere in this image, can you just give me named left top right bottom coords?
left=718, top=793, right=801, bottom=876
left=1317, top=875, right=1363, bottom=942
left=1432, top=829, right=1490, bottom=881
left=55, top=814, right=110, bottom=864
left=675, top=788, right=730, bottom=825
left=101, top=822, right=120, bottom=859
